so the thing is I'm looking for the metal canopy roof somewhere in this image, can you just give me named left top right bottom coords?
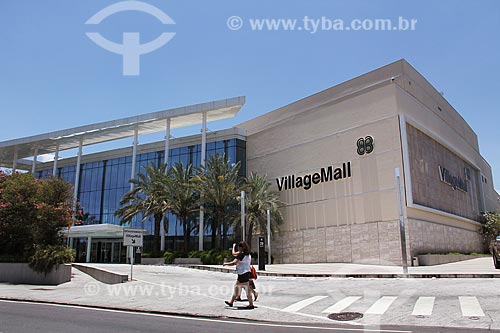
left=0, top=96, right=245, bottom=167
left=64, top=224, right=149, bottom=239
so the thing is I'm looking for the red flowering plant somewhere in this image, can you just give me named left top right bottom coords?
left=0, top=172, right=74, bottom=272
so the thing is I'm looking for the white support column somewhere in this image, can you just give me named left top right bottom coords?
left=31, top=148, right=38, bottom=174
left=73, top=139, right=83, bottom=211
left=52, top=143, right=59, bottom=177
left=128, top=126, right=139, bottom=261
left=199, top=112, right=207, bottom=251
left=161, top=118, right=171, bottom=251
left=12, top=149, right=18, bottom=173
left=164, top=118, right=171, bottom=165
left=130, top=125, right=139, bottom=192
left=241, top=191, right=245, bottom=242
left=86, top=237, right=92, bottom=263
left=201, top=112, right=207, bottom=164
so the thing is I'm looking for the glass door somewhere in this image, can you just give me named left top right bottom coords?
left=101, top=242, right=112, bottom=263
left=112, top=242, right=122, bottom=263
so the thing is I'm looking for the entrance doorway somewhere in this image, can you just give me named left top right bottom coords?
left=90, top=240, right=126, bottom=263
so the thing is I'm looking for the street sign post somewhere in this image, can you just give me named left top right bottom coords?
left=123, top=229, right=143, bottom=247
left=123, top=229, right=143, bottom=280
left=395, top=168, right=409, bottom=275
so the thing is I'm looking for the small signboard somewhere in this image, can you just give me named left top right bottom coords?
left=123, top=229, right=143, bottom=247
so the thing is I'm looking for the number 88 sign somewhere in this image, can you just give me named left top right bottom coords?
left=357, top=136, right=374, bottom=155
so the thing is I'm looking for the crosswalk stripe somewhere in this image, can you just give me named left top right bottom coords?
left=321, top=296, right=361, bottom=314
left=459, top=296, right=485, bottom=317
left=282, top=296, right=328, bottom=313
left=364, top=296, right=398, bottom=315
left=411, top=297, right=435, bottom=316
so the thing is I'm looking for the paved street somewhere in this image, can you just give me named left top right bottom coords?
left=1, top=259, right=500, bottom=331
left=0, top=300, right=493, bottom=333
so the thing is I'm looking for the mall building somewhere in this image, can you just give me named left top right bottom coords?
left=1, top=59, right=498, bottom=265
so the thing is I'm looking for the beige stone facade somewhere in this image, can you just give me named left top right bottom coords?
left=407, top=124, right=481, bottom=221
left=238, top=59, right=498, bottom=265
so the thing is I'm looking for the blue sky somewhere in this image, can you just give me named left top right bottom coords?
left=1, top=1, right=499, bottom=188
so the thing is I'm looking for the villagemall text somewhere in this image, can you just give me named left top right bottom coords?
left=276, top=162, right=352, bottom=191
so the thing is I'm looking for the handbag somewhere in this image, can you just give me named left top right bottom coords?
left=250, top=265, right=257, bottom=280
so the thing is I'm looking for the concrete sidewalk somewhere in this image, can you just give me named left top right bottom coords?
left=0, top=264, right=335, bottom=325
left=1, top=258, right=500, bottom=330
left=193, top=257, right=500, bottom=278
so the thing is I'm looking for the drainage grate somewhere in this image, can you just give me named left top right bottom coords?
left=327, top=312, right=364, bottom=321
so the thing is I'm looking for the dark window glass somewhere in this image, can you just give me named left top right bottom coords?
left=206, top=150, right=216, bottom=159
left=123, top=162, right=132, bottom=187
left=235, top=139, right=245, bottom=148
left=110, top=165, right=118, bottom=189
left=171, top=155, right=180, bottom=165
left=228, top=147, right=236, bottom=165
left=193, top=153, right=200, bottom=168
left=179, top=154, right=188, bottom=167
left=118, top=163, right=126, bottom=188
left=236, top=145, right=246, bottom=177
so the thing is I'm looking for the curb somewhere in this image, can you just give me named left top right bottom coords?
left=0, top=297, right=227, bottom=320
left=0, top=297, right=286, bottom=325
left=72, top=264, right=128, bottom=284
left=186, top=265, right=500, bottom=279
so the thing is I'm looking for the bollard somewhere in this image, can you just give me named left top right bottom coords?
left=258, top=236, right=265, bottom=271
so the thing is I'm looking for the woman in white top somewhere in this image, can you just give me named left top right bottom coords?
left=223, top=241, right=255, bottom=309
left=231, top=242, right=258, bottom=302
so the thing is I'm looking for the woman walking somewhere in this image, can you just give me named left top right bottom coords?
left=223, top=241, right=255, bottom=309
left=230, top=242, right=258, bottom=302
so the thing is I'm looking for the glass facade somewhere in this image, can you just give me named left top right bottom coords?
left=36, top=138, right=246, bottom=244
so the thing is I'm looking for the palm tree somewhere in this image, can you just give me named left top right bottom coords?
left=244, top=172, right=284, bottom=251
left=163, top=162, right=199, bottom=253
left=115, top=163, right=169, bottom=254
left=195, top=154, right=242, bottom=249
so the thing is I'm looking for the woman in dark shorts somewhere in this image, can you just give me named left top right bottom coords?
left=231, top=242, right=258, bottom=301
left=223, top=241, right=255, bottom=309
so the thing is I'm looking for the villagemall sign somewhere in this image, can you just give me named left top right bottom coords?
left=438, top=165, right=468, bottom=192
left=276, top=162, right=352, bottom=191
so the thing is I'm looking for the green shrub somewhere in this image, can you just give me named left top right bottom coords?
left=188, top=250, right=203, bottom=259
left=164, top=250, right=180, bottom=264
left=188, top=249, right=231, bottom=265
left=163, top=249, right=232, bottom=265
left=0, top=172, right=73, bottom=263
left=29, top=245, right=74, bottom=274
left=142, top=251, right=165, bottom=258
left=479, top=212, right=500, bottom=252
left=214, top=250, right=231, bottom=265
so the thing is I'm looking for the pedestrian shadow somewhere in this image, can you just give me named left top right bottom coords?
left=226, top=306, right=257, bottom=310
